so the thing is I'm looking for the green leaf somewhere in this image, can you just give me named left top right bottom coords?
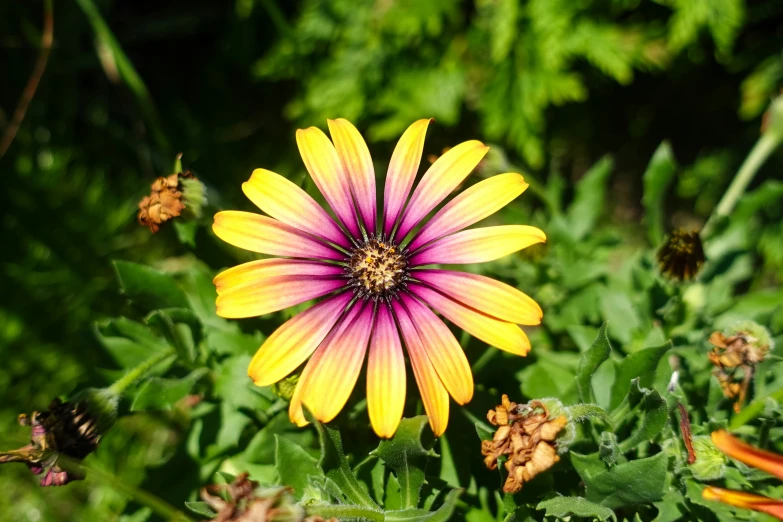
left=642, top=141, right=677, bottom=245
left=184, top=501, right=217, bottom=518
left=113, top=260, right=189, bottom=309
left=599, top=432, right=621, bottom=467
left=576, top=452, right=668, bottom=509
left=308, top=411, right=378, bottom=508
left=475, top=423, right=494, bottom=442
left=609, top=341, right=672, bottom=410
left=371, top=416, right=437, bottom=510
left=274, top=435, right=322, bottom=500
left=146, top=308, right=200, bottom=363
left=576, top=323, right=612, bottom=403
left=535, top=496, right=617, bottom=521
left=304, top=503, right=384, bottom=522
left=599, top=290, right=641, bottom=345
left=384, top=488, right=464, bottom=522
left=131, top=368, right=208, bottom=411
left=566, top=156, right=613, bottom=241
left=94, top=317, right=172, bottom=368
left=618, top=386, right=668, bottom=451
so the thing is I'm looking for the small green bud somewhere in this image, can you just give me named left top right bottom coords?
left=272, top=374, right=300, bottom=401
left=690, top=436, right=728, bottom=481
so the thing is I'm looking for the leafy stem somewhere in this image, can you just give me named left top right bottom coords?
left=108, top=350, right=175, bottom=396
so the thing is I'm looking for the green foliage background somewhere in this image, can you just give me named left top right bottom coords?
left=2, top=0, right=783, bottom=521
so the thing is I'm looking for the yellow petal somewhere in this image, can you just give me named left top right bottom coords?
left=298, top=303, right=374, bottom=423
left=367, top=305, right=406, bottom=438
left=401, top=295, right=473, bottom=405
left=328, top=119, right=376, bottom=233
left=414, top=269, right=542, bottom=325
left=248, top=292, right=353, bottom=386
left=409, top=283, right=530, bottom=356
left=243, top=169, right=349, bottom=247
left=213, top=211, right=343, bottom=261
left=296, top=127, right=361, bottom=237
left=409, top=173, right=528, bottom=251
left=410, top=225, right=546, bottom=266
left=383, top=119, right=431, bottom=236
left=395, top=140, right=489, bottom=241
left=392, top=301, right=449, bottom=436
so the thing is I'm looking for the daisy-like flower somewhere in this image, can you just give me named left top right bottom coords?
left=212, top=119, right=545, bottom=437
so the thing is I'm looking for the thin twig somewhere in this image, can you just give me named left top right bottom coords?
left=0, top=0, right=54, bottom=158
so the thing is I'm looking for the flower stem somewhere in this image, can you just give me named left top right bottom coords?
left=108, top=351, right=174, bottom=396
left=702, top=132, right=781, bottom=237
left=730, top=386, right=783, bottom=429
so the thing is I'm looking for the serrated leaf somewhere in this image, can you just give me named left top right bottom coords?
left=576, top=323, right=612, bottom=403
left=131, top=368, right=208, bottom=411
left=371, top=416, right=437, bottom=510
left=113, top=260, right=189, bottom=309
left=308, top=411, right=378, bottom=508
left=609, top=341, right=672, bottom=410
left=577, top=452, right=668, bottom=509
left=535, top=496, right=617, bottom=521
left=642, top=142, right=677, bottom=245
left=275, top=435, right=322, bottom=500
left=599, top=432, right=621, bottom=467
left=384, top=488, right=463, bottom=522
left=618, top=386, right=668, bottom=451
left=184, top=501, right=217, bottom=518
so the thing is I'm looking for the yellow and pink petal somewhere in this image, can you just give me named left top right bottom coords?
left=395, top=140, right=489, bottom=241
left=414, top=269, right=541, bottom=325
left=409, top=283, right=531, bottom=356
left=242, top=169, right=349, bottom=248
left=367, top=305, right=406, bottom=438
left=383, top=119, right=431, bottom=236
left=296, top=127, right=361, bottom=237
left=410, top=225, right=546, bottom=266
left=328, top=119, right=377, bottom=233
left=248, top=292, right=353, bottom=387
left=408, top=173, right=528, bottom=252
left=213, top=211, right=344, bottom=261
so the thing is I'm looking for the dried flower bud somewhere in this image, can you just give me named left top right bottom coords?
left=138, top=171, right=206, bottom=233
left=481, top=395, right=569, bottom=493
left=200, top=472, right=335, bottom=522
left=708, top=321, right=773, bottom=412
left=657, top=229, right=705, bottom=281
left=0, top=389, right=117, bottom=486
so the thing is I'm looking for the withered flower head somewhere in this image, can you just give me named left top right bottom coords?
left=481, top=395, right=569, bottom=493
left=708, top=321, right=773, bottom=413
left=200, top=472, right=335, bottom=522
left=138, top=171, right=206, bottom=233
left=657, top=229, right=705, bottom=281
left=0, top=391, right=115, bottom=486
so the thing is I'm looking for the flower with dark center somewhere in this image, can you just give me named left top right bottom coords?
left=212, top=119, right=545, bottom=437
left=657, top=228, right=705, bottom=281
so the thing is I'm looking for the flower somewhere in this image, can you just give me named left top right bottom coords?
left=481, top=395, right=567, bottom=493
left=212, top=119, right=545, bottom=437
left=702, top=430, right=783, bottom=520
left=656, top=228, right=705, bottom=281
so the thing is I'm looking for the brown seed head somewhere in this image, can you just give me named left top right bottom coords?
left=657, top=229, right=705, bottom=281
left=138, top=172, right=198, bottom=233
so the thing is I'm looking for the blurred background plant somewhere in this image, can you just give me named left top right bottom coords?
left=2, top=0, right=783, bottom=520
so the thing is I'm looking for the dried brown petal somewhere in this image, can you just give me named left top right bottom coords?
left=137, top=171, right=198, bottom=233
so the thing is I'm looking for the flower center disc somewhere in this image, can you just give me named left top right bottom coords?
left=348, top=237, right=408, bottom=300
